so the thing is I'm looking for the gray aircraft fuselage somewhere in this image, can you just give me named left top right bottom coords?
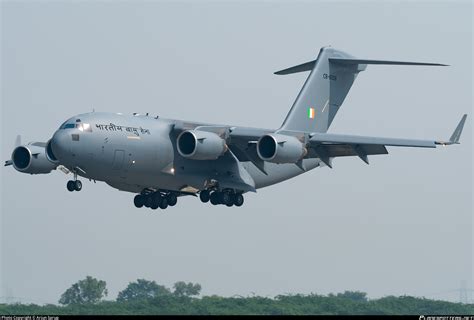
left=50, top=112, right=319, bottom=194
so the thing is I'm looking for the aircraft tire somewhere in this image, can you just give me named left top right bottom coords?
left=144, top=196, right=153, bottom=208
left=74, top=180, right=82, bottom=191
left=159, top=198, right=168, bottom=209
left=199, top=190, right=210, bottom=203
left=210, top=192, right=220, bottom=205
left=151, top=193, right=162, bottom=207
left=221, top=192, right=232, bottom=206
left=167, top=193, right=177, bottom=206
left=233, top=194, right=244, bottom=207
left=134, top=195, right=145, bottom=208
left=67, top=180, right=75, bottom=192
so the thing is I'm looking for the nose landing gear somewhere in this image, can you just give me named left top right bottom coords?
left=66, top=171, right=82, bottom=192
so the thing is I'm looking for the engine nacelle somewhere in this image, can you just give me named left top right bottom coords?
left=177, top=130, right=227, bottom=160
left=11, top=142, right=58, bottom=174
left=257, top=134, right=307, bottom=164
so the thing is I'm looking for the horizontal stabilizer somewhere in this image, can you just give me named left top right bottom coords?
left=274, top=60, right=316, bottom=75
left=329, top=58, right=448, bottom=66
left=274, top=58, right=447, bottom=75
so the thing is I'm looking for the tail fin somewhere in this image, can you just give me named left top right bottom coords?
left=277, top=47, right=447, bottom=133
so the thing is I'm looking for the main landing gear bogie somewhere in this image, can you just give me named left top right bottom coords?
left=134, top=191, right=178, bottom=210
left=200, top=189, right=244, bottom=207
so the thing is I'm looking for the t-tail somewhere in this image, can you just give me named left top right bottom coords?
left=276, top=47, right=447, bottom=133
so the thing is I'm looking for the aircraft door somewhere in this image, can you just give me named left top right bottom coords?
left=112, top=149, right=125, bottom=170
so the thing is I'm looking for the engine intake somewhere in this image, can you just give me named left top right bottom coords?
left=46, top=139, right=59, bottom=163
left=257, top=134, right=307, bottom=163
left=12, top=144, right=58, bottom=174
left=177, top=130, right=227, bottom=160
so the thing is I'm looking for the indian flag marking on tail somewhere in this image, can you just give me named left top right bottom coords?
left=308, top=107, right=315, bottom=119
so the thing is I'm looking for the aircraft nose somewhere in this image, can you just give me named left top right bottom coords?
left=50, top=130, right=70, bottom=161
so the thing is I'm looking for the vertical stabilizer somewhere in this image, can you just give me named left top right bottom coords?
left=276, top=47, right=447, bottom=133
left=278, top=47, right=364, bottom=133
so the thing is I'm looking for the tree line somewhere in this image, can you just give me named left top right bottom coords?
left=1, top=276, right=473, bottom=315
left=58, top=276, right=201, bottom=305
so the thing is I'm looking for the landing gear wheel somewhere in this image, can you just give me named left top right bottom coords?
left=74, top=180, right=82, bottom=191
left=151, top=193, right=162, bottom=208
left=67, top=180, right=75, bottom=192
left=221, top=192, right=232, bottom=206
left=159, top=198, right=168, bottom=209
left=210, top=192, right=220, bottom=205
left=134, top=195, right=145, bottom=208
left=199, top=190, right=210, bottom=203
left=233, top=194, right=244, bottom=207
left=167, top=193, right=177, bottom=206
left=144, top=196, right=153, bottom=208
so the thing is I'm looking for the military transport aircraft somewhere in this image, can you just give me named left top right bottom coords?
left=5, top=47, right=467, bottom=210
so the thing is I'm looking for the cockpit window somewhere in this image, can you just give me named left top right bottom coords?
left=60, top=122, right=92, bottom=132
left=59, top=121, right=68, bottom=129
left=78, top=123, right=92, bottom=132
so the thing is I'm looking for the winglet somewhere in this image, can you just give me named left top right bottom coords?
left=449, top=114, right=467, bottom=144
left=436, top=114, right=467, bottom=145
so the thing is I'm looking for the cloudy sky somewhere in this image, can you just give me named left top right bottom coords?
left=1, top=1, right=472, bottom=305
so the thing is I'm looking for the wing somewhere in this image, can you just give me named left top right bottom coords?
left=307, top=133, right=433, bottom=167
left=227, top=127, right=273, bottom=174
left=171, top=114, right=466, bottom=173
left=306, top=114, right=467, bottom=167
left=228, top=115, right=467, bottom=172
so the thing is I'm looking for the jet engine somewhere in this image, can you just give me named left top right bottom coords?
left=257, top=134, right=307, bottom=163
left=11, top=142, right=58, bottom=174
left=177, top=130, right=228, bottom=160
